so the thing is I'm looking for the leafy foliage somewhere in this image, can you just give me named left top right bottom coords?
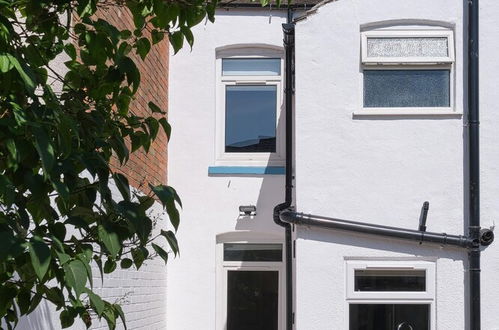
left=0, top=0, right=217, bottom=328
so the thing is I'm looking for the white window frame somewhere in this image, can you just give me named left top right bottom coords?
left=355, top=29, right=459, bottom=116
left=216, top=233, right=285, bottom=330
left=346, top=259, right=436, bottom=329
left=215, top=47, right=285, bottom=166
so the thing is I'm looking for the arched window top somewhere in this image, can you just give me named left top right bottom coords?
left=216, top=43, right=283, bottom=59
left=360, top=19, right=455, bottom=32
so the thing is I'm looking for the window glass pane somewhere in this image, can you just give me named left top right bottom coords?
left=364, top=70, right=450, bottom=107
left=224, top=243, right=282, bottom=262
left=222, top=58, right=281, bottom=76
left=367, top=37, right=448, bottom=58
left=355, top=270, right=426, bottom=291
left=225, top=85, right=277, bottom=153
left=227, top=271, right=278, bottom=330
left=350, top=304, right=429, bottom=330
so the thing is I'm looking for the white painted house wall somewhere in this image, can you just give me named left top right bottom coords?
left=294, top=0, right=499, bottom=329
left=167, top=9, right=290, bottom=330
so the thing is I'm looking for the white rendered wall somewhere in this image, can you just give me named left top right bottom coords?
left=167, top=9, right=289, bottom=330
left=294, top=0, right=499, bottom=329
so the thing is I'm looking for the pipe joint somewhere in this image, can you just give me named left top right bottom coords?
left=479, top=228, right=494, bottom=246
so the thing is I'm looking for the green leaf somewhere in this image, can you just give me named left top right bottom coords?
left=151, top=243, right=169, bottom=264
left=27, top=293, right=42, bottom=314
left=56, top=251, right=71, bottom=265
left=137, top=195, right=155, bottom=213
left=11, top=55, right=36, bottom=93
left=104, top=258, right=117, bottom=274
left=113, top=172, right=130, bottom=201
left=146, top=117, right=159, bottom=140
left=60, top=309, right=75, bottom=328
left=151, top=30, right=165, bottom=45
left=149, top=184, right=175, bottom=207
left=28, top=236, right=51, bottom=281
left=150, top=184, right=181, bottom=230
left=0, top=175, right=15, bottom=206
left=131, top=247, right=148, bottom=269
left=170, top=31, right=184, bottom=54
left=0, top=53, right=15, bottom=73
left=136, top=37, right=151, bottom=60
left=114, top=304, right=127, bottom=330
left=103, top=304, right=117, bottom=330
left=120, top=258, right=133, bottom=269
left=0, top=230, right=23, bottom=261
left=98, top=225, right=120, bottom=258
left=160, top=230, right=179, bottom=256
left=181, top=27, right=194, bottom=48
left=64, top=44, right=77, bottom=61
left=119, top=30, right=132, bottom=39
left=43, top=286, right=65, bottom=307
left=33, top=126, right=55, bottom=174
left=86, top=289, right=104, bottom=317
left=118, top=56, right=140, bottom=93
left=165, top=199, right=180, bottom=231
left=63, top=260, right=87, bottom=297
left=0, top=285, right=17, bottom=316
left=77, top=254, right=93, bottom=289
left=158, top=117, right=171, bottom=140
left=17, top=289, right=31, bottom=316
left=148, top=101, right=165, bottom=114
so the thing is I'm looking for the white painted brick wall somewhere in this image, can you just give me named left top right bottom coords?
left=16, top=185, right=170, bottom=330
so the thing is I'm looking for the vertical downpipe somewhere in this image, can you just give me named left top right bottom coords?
left=273, top=9, right=294, bottom=330
left=468, top=0, right=481, bottom=329
left=283, top=16, right=294, bottom=330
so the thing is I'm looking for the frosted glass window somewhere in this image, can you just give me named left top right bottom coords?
left=367, top=37, right=448, bottom=58
left=364, top=70, right=450, bottom=108
left=222, top=58, right=281, bottom=76
left=225, top=85, right=277, bottom=153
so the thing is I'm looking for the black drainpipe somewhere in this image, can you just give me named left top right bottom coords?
left=272, top=9, right=294, bottom=330
left=274, top=1, right=494, bottom=329
left=467, top=0, right=481, bottom=329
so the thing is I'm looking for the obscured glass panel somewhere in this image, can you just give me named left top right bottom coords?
left=224, top=244, right=282, bottom=262
left=225, top=85, right=276, bottom=153
left=364, top=70, right=450, bottom=107
left=355, top=270, right=426, bottom=291
left=367, top=37, right=448, bottom=58
left=227, top=271, right=279, bottom=330
left=350, top=304, right=429, bottom=330
left=222, top=58, right=281, bottom=76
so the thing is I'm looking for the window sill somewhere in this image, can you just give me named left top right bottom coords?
left=353, top=109, right=462, bottom=118
left=208, top=166, right=285, bottom=175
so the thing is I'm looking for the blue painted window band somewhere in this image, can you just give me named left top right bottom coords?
left=208, top=166, right=285, bottom=175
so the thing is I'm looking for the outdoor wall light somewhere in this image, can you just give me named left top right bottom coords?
left=239, top=205, right=257, bottom=216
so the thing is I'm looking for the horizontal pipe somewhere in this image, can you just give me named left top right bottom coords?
left=280, top=211, right=475, bottom=248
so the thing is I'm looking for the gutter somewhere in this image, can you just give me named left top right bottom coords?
left=274, top=1, right=494, bottom=329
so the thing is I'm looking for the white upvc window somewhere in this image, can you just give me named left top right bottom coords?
left=216, top=233, right=285, bottom=330
left=215, top=47, right=285, bottom=166
left=346, top=259, right=436, bottom=330
left=356, top=29, right=457, bottom=116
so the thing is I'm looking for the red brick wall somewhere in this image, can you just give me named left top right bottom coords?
left=95, top=6, right=169, bottom=189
